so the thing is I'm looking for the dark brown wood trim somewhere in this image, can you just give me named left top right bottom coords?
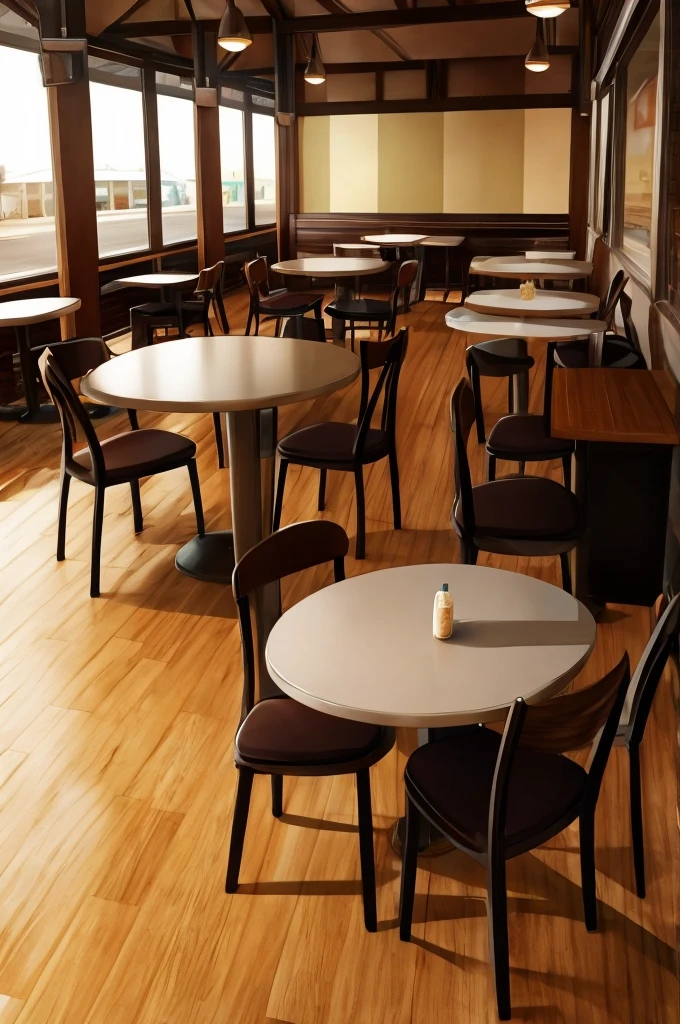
left=375, top=70, right=384, bottom=103
left=298, top=93, right=574, bottom=116
left=244, top=96, right=257, bottom=232
left=193, top=26, right=226, bottom=269
left=142, top=63, right=163, bottom=253
left=106, top=18, right=271, bottom=37
left=273, top=21, right=297, bottom=261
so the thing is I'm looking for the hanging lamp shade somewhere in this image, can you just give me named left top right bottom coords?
left=525, top=27, right=550, bottom=72
left=525, top=0, right=569, bottom=17
left=218, top=0, right=252, bottom=52
left=304, top=40, right=325, bottom=85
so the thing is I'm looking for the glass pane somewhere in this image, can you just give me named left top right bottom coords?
left=157, top=73, right=197, bottom=245
left=252, top=112, right=276, bottom=226
left=622, top=14, right=660, bottom=272
left=220, top=105, right=246, bottom=233
left=89, top=63, right=149, bottom=257
left=0, top=44, right=58, bottom=282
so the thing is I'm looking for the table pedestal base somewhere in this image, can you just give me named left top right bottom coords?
left=175, top=531, right=235, bottom=584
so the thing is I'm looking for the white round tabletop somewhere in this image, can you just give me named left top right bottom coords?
left=267, top=563, right=595, bottom=728
left=419, top=236, right=465, bottom=247
left=114, top=273, right=198, bottom=288
left=0, top=296, right=81, bottom=327
left=362, top=233, right=426, bottom=245
left=333, top=243, right=381, bottom=252
left=469, top=256, right=593, bottom=281
left=526, top=250, right=576, bottom=260
left=80, top=335, right=360, bottom=413
left=446, top=307, right=608, bottom=340
left=465, top=289, right=600, bottom=319
left=271, top=258, right=389, bottom=278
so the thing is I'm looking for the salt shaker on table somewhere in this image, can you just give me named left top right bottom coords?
left=433, top=583, right=453, bottom=640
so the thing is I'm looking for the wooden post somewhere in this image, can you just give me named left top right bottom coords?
left=244, top=94, right=256, bottom=232
left=42, top=0, right=101, bottom=337
left=569, top=1, right=591, bottom=260
left=273, top=21, right=297, bottom=261
left=142, top=63, right=163, bottom=253
left=193, top=24, right=225, bottom=270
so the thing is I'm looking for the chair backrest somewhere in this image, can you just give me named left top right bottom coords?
left=449, top=378, right=477, bottom=537
left=600, top=270, right=628, bottom=327
left=489, top=652, right=631, bottom=854
left=281, top=316, right=325, bottom=343
left=196, top=260, right=224, bottom=295
left=466, top=340, right=534, bottom=379
left=354, top=328, right=408, bottom=458
left=195, top=260, right=228, bottom=334
left=618, top=291, right=644, bottom=360
left=231, top=520, right=349, bottom=718
left=38, top=344, right=108, bottom=480
left=619, top=592, right=680, bottom=745
left=389, top=260, right=418, bottom=324
left=32, top=336, right=112, bottom=385
left=543, top=341, right=557, bottom=429
left=245, top=256, right=269, bottom=298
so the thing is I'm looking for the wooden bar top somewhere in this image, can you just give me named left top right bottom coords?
left=551, top=368, right=680, bottom=445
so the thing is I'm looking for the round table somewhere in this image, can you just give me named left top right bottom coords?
left=362, top=235, right=428, bottom=304
left=469, top=255, right=593, bottom=282
left=81, top=335, right=360, bottom=694
left=446, top=307, right=609, bottom=366
left=418, top=236, right=466, bottom=302
left=465, top=289, right=600, bottom=319
left=0, top=296, right=81, bottom=422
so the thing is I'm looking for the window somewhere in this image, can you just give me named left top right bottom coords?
left=0, top=41, right=57, bottom=282
left=219, top=105, right=246, bottom=233
left=89, top=58, right=148, bottom=258
left=156, top=72, right=197, bottom=245
left=621, top=13, right=660, bottom=275
left=252, top=112, right=276, bottom=225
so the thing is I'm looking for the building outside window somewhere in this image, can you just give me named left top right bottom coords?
left=156, top=72, right=197, bottom=246
left=219, top=103, right=246, bottom=233
left=252, top=111, right=276, bottom=226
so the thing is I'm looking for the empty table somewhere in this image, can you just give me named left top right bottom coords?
left=0, top=296, right=81, bottom=422
left=104, top=272, right=198, bottom=302
left=465, top=289, right=600, bottom=319
left=418, top=235, right=466, bottom=302
left=446, top=307, right=609, bottom=366
left=469, top=255, right=593, bottom=283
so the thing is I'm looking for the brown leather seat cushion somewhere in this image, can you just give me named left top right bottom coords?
left=73, top=428, right=196, bottom=483
left=487, top=415, right=574, bottom=456
left=325, top=298, right=392, bottom=320
left=236, top=698, right=385, bottom=764
left=456, top=476, right=582, bottom=540
left=278, top=422, right=386, bottom=463
left=259, top=291, right=323, bottom=313
left=406, top=729, right=586, bottom=854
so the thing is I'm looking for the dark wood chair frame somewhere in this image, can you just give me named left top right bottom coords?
left=130, top=260, right=229, bottom=351
left=225, top=520, right=395, bottom=932
left=466, top=339, right=535, bottom=445
left=399, top=652, right=631, bottom=1020
left=272, top=328, right=408, bottom=559
left=244, top=256, right=324, bottom=338
left=324, top=260, right=418, bottom=351
left=39, top=340, right=204, bottom=599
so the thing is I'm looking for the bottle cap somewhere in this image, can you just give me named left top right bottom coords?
left=442, top=583, right=448, bottom=592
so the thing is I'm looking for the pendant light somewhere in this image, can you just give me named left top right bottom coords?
left=218, top=0, right=252, bottom=52
left=304, top=38, right=325, bottom=85
left=525, top=22, right=550, bottom=72
left=525, top=0, right=569, bottom=17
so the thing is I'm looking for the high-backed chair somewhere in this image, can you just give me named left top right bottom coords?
left=39, top=340, right=204, bottom=598
left=244, top=256, right=324, bottom=337
left=466, top=339, right=535, bottom=444
left=129, top=260, right=228, bottom=350
left=555, top=271, right=636, bottom=369
left=225, top=520, right=395, bottom=931
left=450, top=378, right=584, bottom=591
left=273, top=329, right=408, bottom=559
left=324, top=260, right=417, bottom=350
left=615, top=592, right=680, bottom=897
left=399, top=652, right=631, bottom=1020
left=485, top=342, right=575, bottom=486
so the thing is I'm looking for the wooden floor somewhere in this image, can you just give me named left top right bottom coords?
left=0, top=289, right=677, bottom=1023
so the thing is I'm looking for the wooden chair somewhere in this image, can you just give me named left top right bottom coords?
left=466, top=339, right=535, bottom=444
left=273, top=329, right=408, bottom=559
left=244, top=256, right=324, bottom=337
left=450, top=378, right=584, bottom=591
left=555, top=271, right=635, bottom=369
left=399, top=652, right=631, bottom=1020
left=39, top=340, right=204, bottom=598
left=225, top=520, right=395, bottom=931
left=324, top=260, right=417, bottom=350
left=486, top=342, right=575, bottom=487
left=615, top=592, right=680, bottom=897
left=129, top=261, right=228, bottom=350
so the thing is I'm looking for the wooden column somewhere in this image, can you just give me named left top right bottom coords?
left=193, top=25, right=225, bottom=270
left=273, top=22, right=297, bottom=261
left=142, top=63, right=163, bottom=253
left=42, top=0, right=101, bottom=337
left=569, top=1, right=591, bottom=260
left=244, top=95, right=256, bottom=232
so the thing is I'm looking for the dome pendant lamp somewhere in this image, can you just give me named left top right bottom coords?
left=525, top=0, right=569, bottom=17
left=525, top=22, right=550, bottom=72
left=304, top=38, right=325, bottom=85
left=218, top=0, right=252, bottom=52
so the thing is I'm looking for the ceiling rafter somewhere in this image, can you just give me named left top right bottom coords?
left=106, top=0, right=155, bottom=34
left=315, top=0, right=410, bottom=61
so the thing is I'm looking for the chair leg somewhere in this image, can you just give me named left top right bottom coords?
left=388, top=450, right=402, bottom=530
left=271, top=775, right=283, bottom=819
left=399, top=795, right=421, bottom=941
left=462, top=541, right=479, bottom=565
left=507, top=376, right=515, bottom=415
left=559, top=551, right=572, bottom=594
left=213, top=412, right=226, bottom=469
left=487, top=853, right=512, bottom=1021
left=187, top=459, right=205, bottom=536
left=354, top=466, right=366, bottom=560
left=245, top=309, right=253, bottom=336
left=518, top=461, right=526, bottom=475
left=130, top=479, right=144, bottom=533
left=629, top=744, right=646, bottom=898
left=272, top=459, right=288, bottom=531
left=562, top=453, right=572, bottom=491
left=579, top=809, right=598, bottom=931
left=469, top=364, right=485, bottom=444
left=350, top=324, right=356, bottom=352
left=487, top=453, right=496, bottom=482
left=275, top=318, right=282, bottom=337
left=356, top=767, right=378, bottom=933
left=318, top=469, right=327, bottom=512
left=90, top=487, right=105, bottom=599
left=56, top=469, right=70, bottom=561
left=225, top=767, right=255, bottom=893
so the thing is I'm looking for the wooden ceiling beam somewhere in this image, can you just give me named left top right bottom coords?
left=277, top=1, right=557, bottom=33
left=298, top=92, right=574, bottom=115
left=314, top=0, right=410, bottom=60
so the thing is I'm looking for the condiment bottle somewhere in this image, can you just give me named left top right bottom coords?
left=433, top=583, right=453, bottom=640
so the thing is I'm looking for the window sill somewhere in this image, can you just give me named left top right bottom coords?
left=611, top=245, right=652, bottom=296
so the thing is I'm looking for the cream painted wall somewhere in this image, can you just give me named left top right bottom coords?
left=523, top=108, right=571, bottom=214
left=443, top=109, right=525, bottom=212
left=299, top=116, right=330, bottom=214
left=378, top=112, right=444, bottom=212
left=329, top=114, right=379, bottom=212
